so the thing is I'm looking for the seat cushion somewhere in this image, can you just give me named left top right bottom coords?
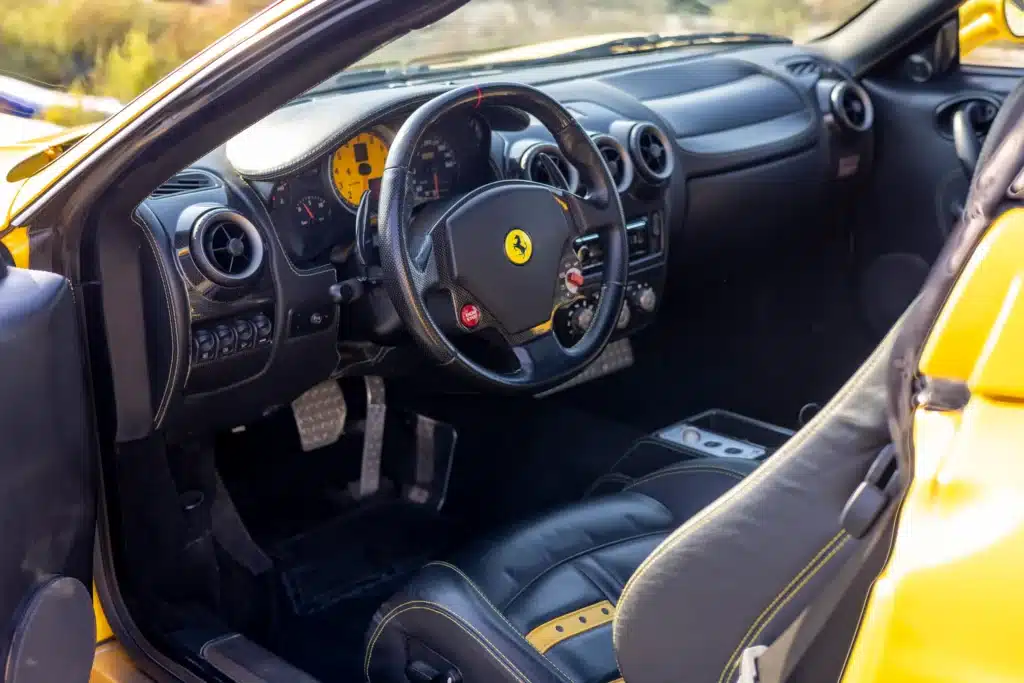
left=365, top=457, right=757, bottom=683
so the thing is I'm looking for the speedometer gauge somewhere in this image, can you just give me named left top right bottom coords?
left=330, top=131, right=389, bottom=210
left=410, top=135, right=458, bottom=203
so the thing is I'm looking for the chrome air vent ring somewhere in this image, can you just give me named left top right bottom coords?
left=521, top=142, right=580, bottom=193
left=628, top=122, right=674, bottom=183
left=189, top=207, right=265, bottom=287
left=830, top=80, right=874, bottom=133
left=591, top=133, right=634, bottom=194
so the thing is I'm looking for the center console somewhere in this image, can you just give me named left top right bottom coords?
left=555, top=210, right=666, bottom=344
left=653, top=409, right=794, bottom=461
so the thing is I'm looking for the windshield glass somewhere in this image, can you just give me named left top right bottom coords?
left=348, top=0, right=873, bottom=73
left=0, top=0, right=874, bottom=144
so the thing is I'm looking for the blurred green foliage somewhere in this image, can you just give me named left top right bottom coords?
left=0, top=0, right=869, bottom=126
left=0, top=0, right=267, bottom=124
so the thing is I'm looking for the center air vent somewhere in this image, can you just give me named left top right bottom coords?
left=150, top=170, right=217, bottom=199
left=189, top=208, right=265, bottom=287
left=522, top=143, right=579, bottom=193
left=591, top=134, right=634, bottom=194
left=628, top=122, right=674, bottom=183
left=830, top=81, right=874, bottom=133
left=786, top=59, right=821, bottom=78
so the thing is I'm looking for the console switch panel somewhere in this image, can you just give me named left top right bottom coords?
left=191, top=310, right=273, bottom=366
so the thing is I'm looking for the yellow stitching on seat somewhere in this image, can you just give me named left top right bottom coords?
left=615, top=336, right=889, bottom=610
left=715, top=531, right=846, bottom=683
left=364, top=600, right=530, bottom=683
left=722, top=536, right=851, bottom=683
left=623, top=466, right=747, bottom=491
left=425, top=561, right=575, bottom=683
left=525, top=601, right=616, bottom=653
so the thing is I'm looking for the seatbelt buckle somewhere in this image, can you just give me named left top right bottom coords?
left=738, top=645, right=768, bottom=683
left=840, top=444, right=899, bottom=538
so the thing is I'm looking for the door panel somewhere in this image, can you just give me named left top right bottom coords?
left=848, top=63, right=1022, bottom=335
left=859, top=69, right=1017, bottom=261
left=0, top=264, right=96, bottom=680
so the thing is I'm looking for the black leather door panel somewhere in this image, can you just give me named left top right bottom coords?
left=0, top=264, right=96, bottom=680
left=859, top=68, right=1020, bottom=259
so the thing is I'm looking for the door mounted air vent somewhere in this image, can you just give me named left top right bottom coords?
left=150, top=170, right=218, bottom=199
left=189, top=208, right=265, bottom=287
left=522, top=143, right=580, bottom=193
left=628, top=122, right=674, bottom=183
left=830, top=81, right=874, bottom=133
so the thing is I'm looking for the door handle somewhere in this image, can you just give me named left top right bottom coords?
left=951, top=101, right=983, bottom=177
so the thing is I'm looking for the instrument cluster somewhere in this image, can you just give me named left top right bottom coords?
left=265, top=113, right=494, bottom=267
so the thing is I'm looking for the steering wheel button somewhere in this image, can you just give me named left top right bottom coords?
left=565, top=267, right=585, bottom=294
left=460, top=303, right=482, bottom=328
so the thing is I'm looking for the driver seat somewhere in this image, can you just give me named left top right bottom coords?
left=365, top=323, right=897, bottom=683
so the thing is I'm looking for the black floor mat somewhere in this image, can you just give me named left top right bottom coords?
left=272, top=500, right=453, bottom=616
left=268, top=500, right=458, bottom=682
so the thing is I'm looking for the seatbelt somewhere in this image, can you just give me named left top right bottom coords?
left=738, top=445, right=902, bottom=683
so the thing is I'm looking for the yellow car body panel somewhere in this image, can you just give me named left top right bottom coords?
left=959, top=0, right=1016, bottom=56
left=842, top=208, right=1024, bottom=682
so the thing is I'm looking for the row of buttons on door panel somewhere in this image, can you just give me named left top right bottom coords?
left=192, top=314, right=273, bottom=364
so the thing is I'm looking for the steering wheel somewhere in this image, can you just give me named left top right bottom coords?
left=377, top=83, right=628, bottom=392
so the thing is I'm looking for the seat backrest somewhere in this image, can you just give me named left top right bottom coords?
left=613, top=318, right=900, bottom=683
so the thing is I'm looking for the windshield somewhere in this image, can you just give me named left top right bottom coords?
left=347, top=0, right=873, bottom=74
left=0, top=0, right=874, bottom=144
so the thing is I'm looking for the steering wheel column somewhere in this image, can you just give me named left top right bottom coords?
left=378, top=83, right=628, bottom=392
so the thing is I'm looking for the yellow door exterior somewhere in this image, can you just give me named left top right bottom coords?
left=843, top=207, right=1024, bottom=682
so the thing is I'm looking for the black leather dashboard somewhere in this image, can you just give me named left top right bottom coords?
left=123, top=41, right=875, bottom=436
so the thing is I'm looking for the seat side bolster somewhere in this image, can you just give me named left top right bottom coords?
left=613, top=316, right=902, bottom=683
left=365, top=564, right=572, bottom=683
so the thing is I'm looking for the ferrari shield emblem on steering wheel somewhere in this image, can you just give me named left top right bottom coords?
left=504, top=229, right=533, bottom=265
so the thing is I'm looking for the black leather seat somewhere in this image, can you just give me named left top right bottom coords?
left=366, top=319, right=898, bottom=683
left=365, top=457, right=757, bottom=683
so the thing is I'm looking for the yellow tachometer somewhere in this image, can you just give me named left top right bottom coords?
left=330, top=131, right=389, bottom=209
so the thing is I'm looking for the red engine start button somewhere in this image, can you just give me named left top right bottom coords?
left=460, top=303, right=481, bottom=328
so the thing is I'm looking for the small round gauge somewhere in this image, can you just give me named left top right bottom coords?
left=410, top=135, right=458, bottom=203
left=330, top=130, right=390, bottom=210
left=270, top=180, right=290, bottom=209
left=295, top=195, right=329, bottom=228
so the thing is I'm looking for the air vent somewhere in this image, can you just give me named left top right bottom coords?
left=591, top=134, right=634, bottom=194
left=786, top=59, right=821, bottom=78
left=628, top=122, right=674, bottom=183
left=189, top=208, right=265, bottom=287
left=830, top=81, right=874, bottom=133
left=521, top=143, right=579, bottom=193
left=150, top=170, right=217, bottom=199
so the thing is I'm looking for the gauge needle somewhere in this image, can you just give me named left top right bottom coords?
left=302, top=203, right=315, bottom=220
left=433, top=172, right=440, bottom=198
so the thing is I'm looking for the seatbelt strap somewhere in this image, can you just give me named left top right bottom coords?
left=738, top=445, right=901, bottom=683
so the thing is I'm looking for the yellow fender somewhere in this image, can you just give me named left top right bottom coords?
left=960, top=0, right=1016, bottom=57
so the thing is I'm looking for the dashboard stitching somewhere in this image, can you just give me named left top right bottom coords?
left=131, top=212, right=181, bottom=427
left=230, top=96, right=441, bottom=180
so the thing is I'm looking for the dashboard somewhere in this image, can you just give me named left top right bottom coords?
left=120, top=41, right=877, bottom=435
